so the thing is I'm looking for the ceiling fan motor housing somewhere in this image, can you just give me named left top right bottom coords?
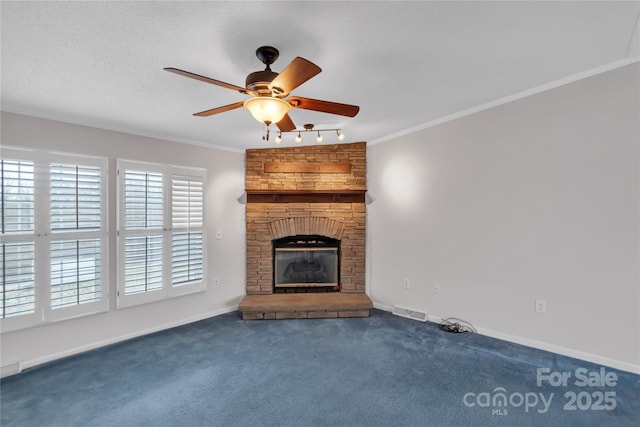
left=245, top=70, right=279, bottom=96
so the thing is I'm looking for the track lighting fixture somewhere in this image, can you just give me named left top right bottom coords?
left=270, top=123, right=346, bottom=145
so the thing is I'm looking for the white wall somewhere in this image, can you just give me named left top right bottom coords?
left=367, top=63, right=639, bottom=372
left=0, top=112, right=246, bottom=372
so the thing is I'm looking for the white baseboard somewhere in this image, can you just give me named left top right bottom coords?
left=2, top=305, right=238, bottom=378
left=371, top=301, right=640, bottom=375
left=1, top=361, right=21, bottom=377
left=473, top=325, right=640, bottom=375
left=373, top=301, right=394, bottom=312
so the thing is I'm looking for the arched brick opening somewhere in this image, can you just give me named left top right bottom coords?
left=267, top=217, right=345, bottom=241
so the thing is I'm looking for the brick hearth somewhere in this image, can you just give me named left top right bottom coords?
left=239, top=141, right=372, bottom=320
left=238, top=293, right=372, bottom=320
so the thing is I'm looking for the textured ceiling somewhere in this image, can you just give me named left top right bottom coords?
left=2, top=1, right=638, bottom=151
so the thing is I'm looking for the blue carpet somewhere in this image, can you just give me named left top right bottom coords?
left=1, top=309, right=639, bottom=426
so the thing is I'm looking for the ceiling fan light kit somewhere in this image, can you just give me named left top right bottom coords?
left=243, top=97, right=291, bottom=125
left=165, top=46, right=359, bottom=143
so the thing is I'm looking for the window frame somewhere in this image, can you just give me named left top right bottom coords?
left=1, top=148, right=109, bottom=333
left=116, top=160, right=206, bottom=309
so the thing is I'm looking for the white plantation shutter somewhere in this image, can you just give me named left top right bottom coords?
left=0, top=241, right=35, bottom=318
left=172, top=176, right=203, bottom=229
left=49, top=163, right=104, bottom=309
left=50, top=238, right=101, bottom=309
left=50, top=164, right=101, bottom=231
left=172, top=230, right=203, bottom=285
left=1, top=160, right=35, bottom=234
left=1, top=159, right=36, bottom=319
left=117, top=161, right=205, bottom=307
left=124, top=234, right=163, bottom=294
left=125, top=170, right=163, bottom=229
left=171, top=175, right=203, bottom=286
left=122, top=169, right=164, bottom=296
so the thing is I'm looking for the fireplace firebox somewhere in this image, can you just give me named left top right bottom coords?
left=273, top=236, right=340, bottom=293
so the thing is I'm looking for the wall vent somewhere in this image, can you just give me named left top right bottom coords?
left=392, top=305, right=428, bottom=322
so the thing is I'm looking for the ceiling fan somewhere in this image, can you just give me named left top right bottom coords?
left=164, top=46, right=360, bottom=134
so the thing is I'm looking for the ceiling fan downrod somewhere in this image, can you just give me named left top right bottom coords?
left=245, top=47, right=280, bottom=95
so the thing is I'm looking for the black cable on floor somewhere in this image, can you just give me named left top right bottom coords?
left=439, top=317, right=477, bottom=333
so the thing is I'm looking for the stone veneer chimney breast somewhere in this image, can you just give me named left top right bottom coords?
left=239, top=141, right=371, bottom=319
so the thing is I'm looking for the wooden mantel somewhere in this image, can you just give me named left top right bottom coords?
left=246, top=189, right=366, bottom=203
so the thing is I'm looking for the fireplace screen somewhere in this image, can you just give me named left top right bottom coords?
left=274, top=247, right=338, bottom=288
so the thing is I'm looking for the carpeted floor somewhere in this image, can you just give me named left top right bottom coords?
left=1, top=309, right=639, bottom=426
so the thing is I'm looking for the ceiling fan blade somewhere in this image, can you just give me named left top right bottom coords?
left=276, top=114, right=296, bottom=132
left=164, top=67, right=253, bottom=95
left=193, top=101, right=244, bottom=117
left=269, top=57, right=322, bottom=97
left=288, top=96, right=360, bottom=117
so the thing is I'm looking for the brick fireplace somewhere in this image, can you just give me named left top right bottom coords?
left=238, top=141, right=372, bottom=319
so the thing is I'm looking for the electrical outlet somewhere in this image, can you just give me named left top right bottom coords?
left=215, top=230, right=223, bottom=240
left=434, top=282, right=440, bottom=293
left=535, top=299, right=546, bottom=314
left=213, top=278, right=221, bottom=288
left=403, top=278, right=410, bottom=289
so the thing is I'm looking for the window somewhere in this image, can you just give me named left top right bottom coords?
left=117, top=161, right=206, bottom=308
left=1, top=149, right=108, bottom=332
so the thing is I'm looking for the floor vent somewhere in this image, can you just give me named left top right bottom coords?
left=392, top=306, right=428, bottom=322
